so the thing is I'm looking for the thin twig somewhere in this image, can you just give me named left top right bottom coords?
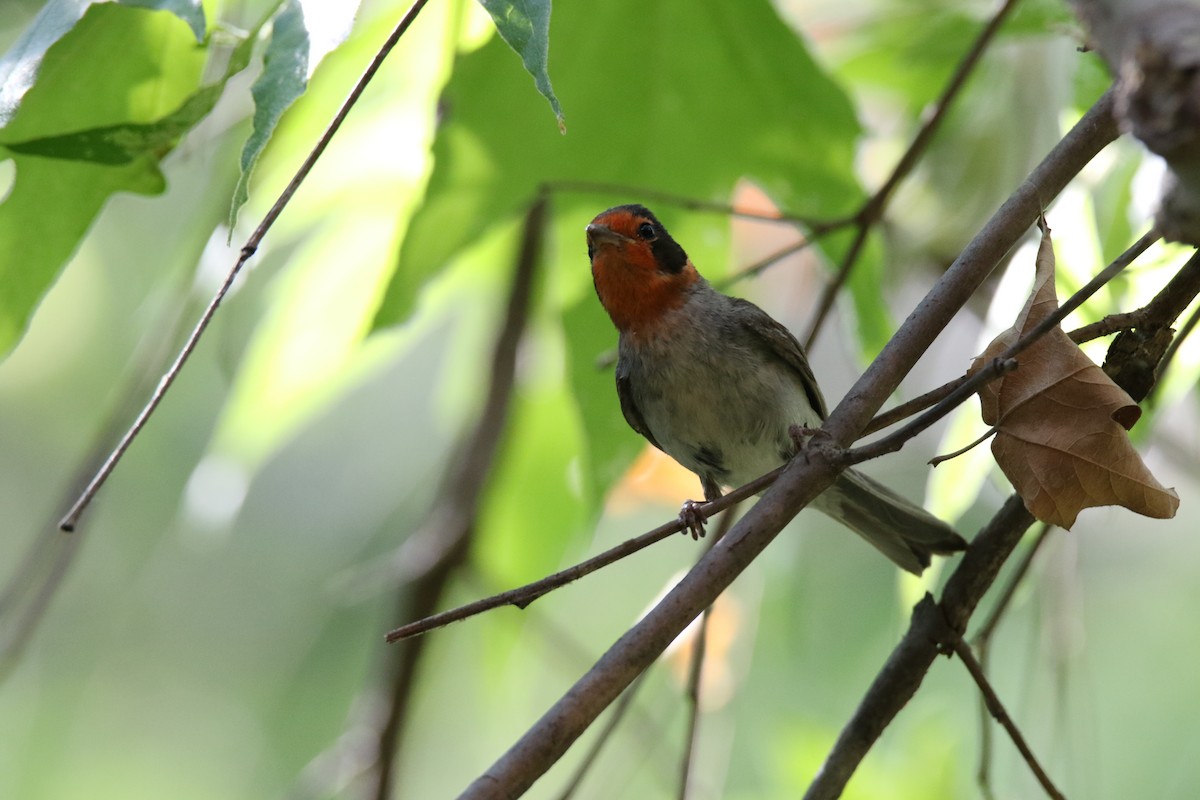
left=715, top=225, right=849, bottom=287
left=677, top=507, right=738, bottom=800
left=544, top=180, right=827, bottom=225
left=1067, top=308, right=1145, bottom=343
left=385, top=471, right=775, bottom=642
left=973, top=523, right=1053, bottom=648
left=58, top=0, right=434, bottom=532
left=805, top=222, right=870, bottom=350
left=804, top=497, right=1038, bottom=800
left=678, top=605, right=712, bottom=800
left=988, top=226, right=1156, bottom=363
left=862, top=374, right=970, bottom=436
left=863, top=227, right=1157, bottom=440
left=848, top=226, right=1152, bottom=465
left=843, top=358, right=1016, bottom=465
left=809, top=116, right=1146, bottom=797
left=952, top=638, right=1067, bottom=800
left=973, top=524, right=1053, bottom=798
left=928, top=426, right=996, bottom=467
left=804, top=0, right=1024, bottom=348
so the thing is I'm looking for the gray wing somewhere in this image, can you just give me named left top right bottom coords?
left=729, top=297, right=828, bottom=419
left=615, top=359, right=663, bottom=450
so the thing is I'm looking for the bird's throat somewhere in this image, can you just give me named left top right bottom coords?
left=593, top=256, right=699, bottom=335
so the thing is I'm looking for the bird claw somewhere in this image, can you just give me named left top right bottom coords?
left=679, top=500, right=707, bottom=540
left=788, top=423, right=820, bottom=458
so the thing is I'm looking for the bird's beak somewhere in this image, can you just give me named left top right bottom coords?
left=585, top=223, right=628, bottom=250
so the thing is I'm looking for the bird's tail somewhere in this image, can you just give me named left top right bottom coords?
left=813, top=468, right=967, bottom=575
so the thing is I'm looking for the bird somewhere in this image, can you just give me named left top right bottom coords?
left=586, top=203, right=967, bottom=574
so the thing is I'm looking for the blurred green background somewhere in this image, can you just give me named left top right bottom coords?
left=2, top=0, right=1199, bottom=798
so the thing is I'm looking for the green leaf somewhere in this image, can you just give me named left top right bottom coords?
left=229, top=0, right=311, bottom=229
left=373, top=0, right=861, bottom=331
left=476, top=378, right=588, bottom=583
left=372, top=0, right=862, bottom=518
left=0, top=0, right=205, bottom=126
left=0, top=3, right=210, bottom=360
left=477, top=0, right=563, bottom=129
left=843, top=229, right=893, bottom=359
left=561, top=294, right=644, bottom=504
left=1091, top=145, right=1140, bottom=265
left=119, top=0, right=206, bottom=41
left=3, top=87, right=225, bottom=164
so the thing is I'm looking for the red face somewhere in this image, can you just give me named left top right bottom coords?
left=587, top=206, right=697, bottom=335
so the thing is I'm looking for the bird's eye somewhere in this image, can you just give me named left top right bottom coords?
left=637, top=222, right=657, bottom=240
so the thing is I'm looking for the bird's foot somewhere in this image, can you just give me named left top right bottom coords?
left=788, top=424, right=820, bottom=458
left=679, top=500, right=707, bottom=540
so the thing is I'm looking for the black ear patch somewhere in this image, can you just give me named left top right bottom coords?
left=650, top=229, right=689, bottom=274
left=599, top=204, right=690, bottom=274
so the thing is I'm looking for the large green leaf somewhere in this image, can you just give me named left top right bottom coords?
left=228, top=0, right=363, bottom=228
left=477, top=0, right=563, bottom=129
left=0, top=0, right=345, bottom=360
left=0, top=0, right=205, bottom=126
left=372, top=0, right=862, bottom=525
left=0, top=4, right=209, bottom=359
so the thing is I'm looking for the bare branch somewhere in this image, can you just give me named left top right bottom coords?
left=386, top=472, right=771, bottom=642
left=844, top=358, right=1016, bottom=465
left=678, top=508, right=738, bottom=800
left=864, top=229, right=1158, bottom=437
left=1151, top=296, right=1200, bottom=399
left=544, top=180, right=828, bottom=225
left=678, top=606, right=713, bottom=800
left=58, top=0, right=435, bottom=531
left=862, top=375, right=970, bottom=436
left=715, top=224, right=849, bottom=286
left=553, top=676, right=648, bottom=800
left=805, top=222, right=870, bottom=349
left=824, top=93, right=1118, bottom=445
left=973, top=524, right=1053, bottom=648
left=852, top=225, right=1158, bottom=461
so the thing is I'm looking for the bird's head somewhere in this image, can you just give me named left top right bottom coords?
left=586, top=204, right=700, bottom=334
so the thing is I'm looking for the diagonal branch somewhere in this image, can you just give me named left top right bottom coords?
left=952, top=638, right=1066, bottom=800
left=458, top=90, right=1118, bottom=800
left=543, top=179, right=829, bottom=226
left=385, top=470, right=768, bottom=642
left=973, top=523, right=1053, bottom=797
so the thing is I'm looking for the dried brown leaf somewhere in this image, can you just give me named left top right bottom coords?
left=970, top=223, right=1179, bottom=528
